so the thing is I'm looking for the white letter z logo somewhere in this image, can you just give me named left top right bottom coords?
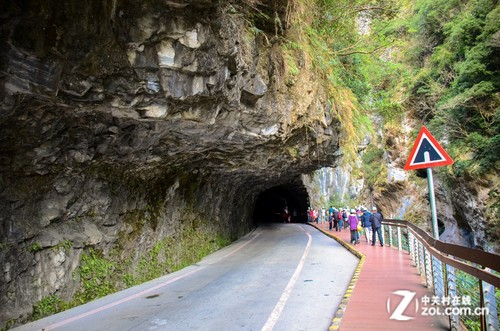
left=387, top=290, right=418, bottom=321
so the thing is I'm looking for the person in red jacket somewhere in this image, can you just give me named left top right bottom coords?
left=336, top=209, right=343, bottom=231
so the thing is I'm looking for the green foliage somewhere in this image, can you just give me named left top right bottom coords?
left=485, top=189, right=500, bottom=242
left=287, top=147, right=299, bottom=159
left=328, top=192, right=356, bottom=210
left=455, top=270, right=481, bottom=331
left=450, top=257, right=500, bottom=331
left=278, top=0, right=413, bottom=186
left=123, top=224, right=231, bottom=286
left=324, top=0, right=410, bottom=126
left=26, top=218, right=233, bottom=323
left=0, top=319, right=16, bottom=331
left=465, top=131, right=500, bottom=170
left=361, top=144, right=386, bottom=189
left=28, top=243, right=42, bottom=253
left=282, top=41, right=300, bottom=85
left=31, top=294, right=68, bottom=321
left=405, top=0, right=499, bottom=176
left=52, top=240, right=73, bottom=252
left=275, top=0, right=405, bottom=163
left=0, top=242, right=12, bottom=251
left=73, top=249, right=116, bottom=304
left=133, top=241, right=168, bottom=284
left=20, top=226, right=233, bottom=323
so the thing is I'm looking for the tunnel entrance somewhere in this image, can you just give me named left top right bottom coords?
left=252, top=179, right=310, bottom=224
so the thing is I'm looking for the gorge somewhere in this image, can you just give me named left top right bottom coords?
left=1, top=0, right=340, bottom=326
left=1, top=0, right=498, bottom=329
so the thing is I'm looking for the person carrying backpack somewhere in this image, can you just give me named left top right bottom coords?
left=336, top=209, right=343, bottom=231
left=342, top=209, right=348, bottom=229
left=328, top=212, right=334, bottom=230
left=361, top=207, right=372, bottom=243
left=370, top=206, right=384, bottom=246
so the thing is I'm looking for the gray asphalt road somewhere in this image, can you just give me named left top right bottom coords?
left=13, top=223, right=359, bottom=331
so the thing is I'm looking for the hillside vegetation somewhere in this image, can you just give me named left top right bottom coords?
left=287, top=0, right=498, bottom=245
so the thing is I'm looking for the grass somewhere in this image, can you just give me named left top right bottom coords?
left=28, top=223, right=232, bottom=322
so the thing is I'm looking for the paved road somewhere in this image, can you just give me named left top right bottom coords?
left=14, top=223, right=359, bottom=331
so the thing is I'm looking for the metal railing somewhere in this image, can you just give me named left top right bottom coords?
left=382, top=219, right=500, bottom=331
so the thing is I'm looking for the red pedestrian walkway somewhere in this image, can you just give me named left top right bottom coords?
left=312, top=222, right=450, bottom=331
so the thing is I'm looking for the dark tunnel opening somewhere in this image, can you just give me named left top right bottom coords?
left=252, top=179, right=310, bottom=224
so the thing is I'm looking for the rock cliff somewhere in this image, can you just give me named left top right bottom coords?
left=0, top=0, right=340, bottom=326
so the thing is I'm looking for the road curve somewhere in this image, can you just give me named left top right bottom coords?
left=13, top=223, right=359, bottom=331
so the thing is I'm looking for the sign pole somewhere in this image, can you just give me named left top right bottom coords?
left=424, top=152, right=439, bottom=239
left=404, top=126, right=453, bottom=240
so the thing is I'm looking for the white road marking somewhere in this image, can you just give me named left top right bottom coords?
left=261, top=225, right=312, bottom=331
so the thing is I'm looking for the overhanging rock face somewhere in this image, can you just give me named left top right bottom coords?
left=0, top=0, right=340, bottom=325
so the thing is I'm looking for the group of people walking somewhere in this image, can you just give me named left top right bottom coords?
left=308, top=206, right=384, bottom=246
left=347, top=206, right=384, bottom=246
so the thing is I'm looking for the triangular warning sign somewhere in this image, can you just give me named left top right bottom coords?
left=404, top=126, right=454, bottom=170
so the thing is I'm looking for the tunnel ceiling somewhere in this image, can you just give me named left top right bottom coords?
left=0, top=0, right=341, bottom=183
left=0, top=0, right=342, bottom=236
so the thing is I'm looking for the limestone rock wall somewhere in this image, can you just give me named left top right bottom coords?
left=0, top=0, right=340, bottom=326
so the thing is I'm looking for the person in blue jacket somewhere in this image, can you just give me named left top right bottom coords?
left=361, top=207, right=372, bottom=243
